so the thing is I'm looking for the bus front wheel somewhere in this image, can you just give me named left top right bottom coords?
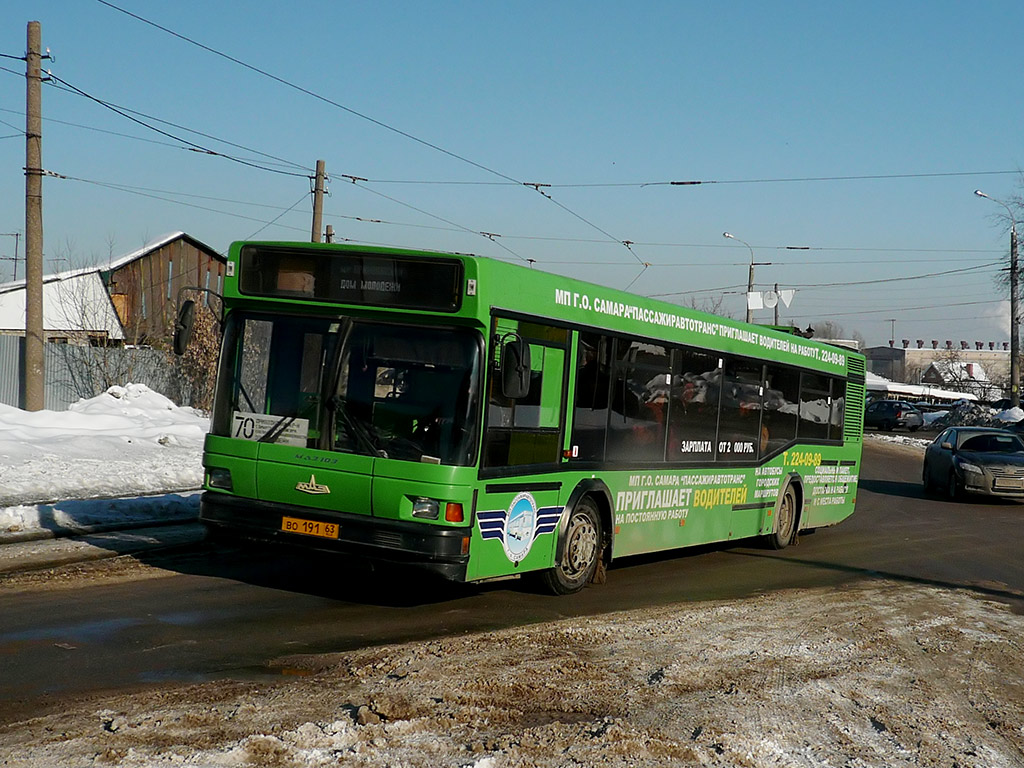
left=766, top=484, right=798, bottom=550
left=542, top=497, right=602, bottom=595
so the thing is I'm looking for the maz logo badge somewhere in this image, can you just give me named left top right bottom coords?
left=295, top=474, right=330, bottom=495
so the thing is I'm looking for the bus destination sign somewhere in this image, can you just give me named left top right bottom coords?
left=238, top=245, right=464, bottom=312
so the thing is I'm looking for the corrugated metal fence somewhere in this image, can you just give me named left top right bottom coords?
left=0, top=335, right=186, bottom=410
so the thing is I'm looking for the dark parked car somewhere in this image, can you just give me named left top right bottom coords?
left=864, top=400, right=924, bottom=432
left=923, top=427, right=1024, bottom=500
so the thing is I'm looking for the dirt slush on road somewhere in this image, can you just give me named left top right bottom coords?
left=2, top=576, right=1023, bottom=767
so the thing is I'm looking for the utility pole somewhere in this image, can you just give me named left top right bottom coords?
left=723, top=232, right=769, bottom=324
left=325, top=224, right=334, bottom=244
left=975, top=190, right=1020, bottom=407
left=24, top=21, right=45, bottom=411
left=1012, top=225, right=1019, bottom=407
left=774, top=282, right=779, bottom=325
left=311, top=159, right=326, bottom=243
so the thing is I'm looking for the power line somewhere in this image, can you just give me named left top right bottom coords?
left=46, top=72, right=310, bottom=178
left=354, top=168, right=1024, bottom=188
left=58, top=174, right=309, bottom=234
left=349, top=180, right=531, bottom=263
left=91, top=0, right=641, bottom=265
left=787, top=299, right=1001, bottom=320
left=647, top=262, right=1001, bottom=299
left=0, top=105, right=303, bottom=169
left=93, top=0, right=520, bottom=184
left=243, top=192, right=310, bottom=241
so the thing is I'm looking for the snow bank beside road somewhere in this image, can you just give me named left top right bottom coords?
left=0, top=384, right=207, bottom=533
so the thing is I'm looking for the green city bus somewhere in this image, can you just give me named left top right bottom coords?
left=181, top=241, right=865, bottom=594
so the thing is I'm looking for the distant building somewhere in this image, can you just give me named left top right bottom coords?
left=921, top=360, right=999, bottom=401
left=0, top=232, right=223, bottom=347
left=866, top=371, right=978, bottom=404
left=864, top=342, right=1009, bottom=399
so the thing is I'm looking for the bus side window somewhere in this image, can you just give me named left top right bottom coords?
left=571, top=332, right=612, bottom=461
left=761, top=364, right=800, bottom=456
left=484, top=319, right=568, bottom=468
left=716, top=358, right=765, bottom=460
left=798, top=372, right=831, bottom=441
left=829, top=379, right=846, bottom=441
left=606, top=339, right=670, bottom=463
left=666, top=348, right=720, bottom=462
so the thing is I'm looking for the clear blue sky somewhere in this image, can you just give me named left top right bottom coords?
left=2, top=1, right=1022, bottom=348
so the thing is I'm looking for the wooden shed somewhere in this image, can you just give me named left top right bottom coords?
left=102, top=232, right=225, bottom=346
left=0, top=232, right=224, bottom=347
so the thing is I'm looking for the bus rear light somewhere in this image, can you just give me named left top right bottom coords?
left=412, top=497, right=440, bottom=520
left=208, top=468, right=233, bottom=490
left=445, top=503, right=464, bottom=522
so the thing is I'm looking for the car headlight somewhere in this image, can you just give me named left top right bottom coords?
left=957, top=461, right=983, bottom=476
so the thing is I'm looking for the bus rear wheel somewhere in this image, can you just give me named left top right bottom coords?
left=766, top=483, right=798, bottom=550
left=541, top=497, right=602, bottom=595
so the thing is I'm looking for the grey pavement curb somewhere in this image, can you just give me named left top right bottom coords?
left=0, top=522, right=207, bottom=575
left=0, top=514, right=199, bottom=546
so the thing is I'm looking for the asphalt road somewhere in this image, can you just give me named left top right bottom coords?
left=2, top=438, right=1022, bottom=724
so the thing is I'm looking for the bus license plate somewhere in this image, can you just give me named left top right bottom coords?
left=282, top=516, right=339, bottom=540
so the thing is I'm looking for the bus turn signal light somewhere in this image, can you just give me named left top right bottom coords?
left=445, top=503, right=464, bottom=523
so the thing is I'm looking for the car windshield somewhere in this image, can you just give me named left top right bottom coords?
left=213, top=312, right=482, bottom=466
left=958, top=433, right=1024, bottom=454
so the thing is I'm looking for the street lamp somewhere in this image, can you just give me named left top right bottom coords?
left=975, top=190, right=1019, bottom=407
left=723, top=232, right=770, bottom=324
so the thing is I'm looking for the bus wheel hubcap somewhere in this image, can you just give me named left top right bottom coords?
left=778, top=491, right=794, bottom=538
left=564, top=517, right=598, bottom=577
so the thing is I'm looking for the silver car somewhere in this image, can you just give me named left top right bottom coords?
left=923, top=427, right=1024, bottom=499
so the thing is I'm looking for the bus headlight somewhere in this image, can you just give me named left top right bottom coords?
left=412, top=497, right=440, bottom=520
left=207, top=468, right=233, bottom=490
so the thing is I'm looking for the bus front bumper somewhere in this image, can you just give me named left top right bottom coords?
left=200, top=492, right=470, bottom=581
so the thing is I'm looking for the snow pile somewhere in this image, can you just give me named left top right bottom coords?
left=927, top=401, right=1011, bottom=431
left=0, top=384, right=207, bottom=525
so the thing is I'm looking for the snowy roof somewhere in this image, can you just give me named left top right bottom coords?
left=0, top=231, right=219, bottom=294
left=0, top=271, right=124, bottom=337
left=925, top=360, right=991, bottom=383
left=866, top=371, right=978, bottom=402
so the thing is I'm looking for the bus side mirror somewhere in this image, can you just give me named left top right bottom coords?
left=173, top=299, right=196, bottom=356
left=501, top=337, right=531, bottom=399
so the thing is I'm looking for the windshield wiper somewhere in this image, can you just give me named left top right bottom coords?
left=257, top=414, right=297, bottom=443
left=327, top=395, right=387, bottom=458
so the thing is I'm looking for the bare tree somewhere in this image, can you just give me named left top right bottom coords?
left=163, top=290, right=222, bottom=411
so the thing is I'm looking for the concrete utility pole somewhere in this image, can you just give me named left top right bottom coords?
left=975, top=190, right=1020, bottom=407
left=311, top=159, right=326, bottom=243
left=24, top=21, right=45, bottom=411
left=324, top=224, right=334, bottom=243
left=723, top=232, right=769, bottom=324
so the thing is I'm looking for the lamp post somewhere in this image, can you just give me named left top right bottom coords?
left=723, top=232, right=770, bottom=324
left=975, top=190, right=1019, bottom=407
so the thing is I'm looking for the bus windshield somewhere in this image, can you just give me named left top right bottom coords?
left=215, top=312, right=482, bottom=466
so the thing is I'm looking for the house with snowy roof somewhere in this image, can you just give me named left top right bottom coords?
left=0, top=232, right=223, bottom=347
left=921, top=359, right=999, bottom=401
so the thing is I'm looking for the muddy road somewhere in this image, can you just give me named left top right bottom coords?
left=2, top=438, right=1023, bottom=734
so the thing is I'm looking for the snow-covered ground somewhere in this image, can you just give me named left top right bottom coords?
left=0, top=384, right=206, bottom=538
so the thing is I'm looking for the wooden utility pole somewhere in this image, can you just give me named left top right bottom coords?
left=24, top=21, right=44, bottom=411
left=311, top=159, right=326, bottom=243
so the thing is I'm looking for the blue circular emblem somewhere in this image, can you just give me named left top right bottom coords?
left=503, top=492, right=538, bottom=563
